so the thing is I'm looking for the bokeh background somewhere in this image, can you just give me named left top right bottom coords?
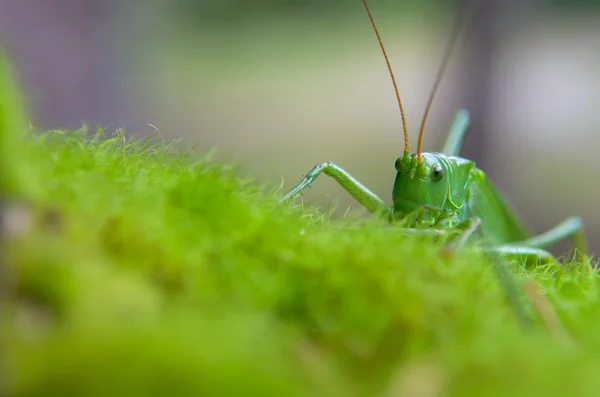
left=1, top=0, right=599, bottom=254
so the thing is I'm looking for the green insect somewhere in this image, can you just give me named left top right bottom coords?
left=280, top=0, right=588, bottom=266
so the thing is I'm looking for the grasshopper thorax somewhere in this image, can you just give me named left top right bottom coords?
left=392, top=152, right=475, bottom=225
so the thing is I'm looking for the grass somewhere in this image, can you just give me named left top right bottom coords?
left=2, top=56, right=600, bottom=397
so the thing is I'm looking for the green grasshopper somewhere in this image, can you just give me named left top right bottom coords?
left=280, top=0, right=588, bottom=265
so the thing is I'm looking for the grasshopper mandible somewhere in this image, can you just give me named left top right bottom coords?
left=280, top=0, right=588, bottom=265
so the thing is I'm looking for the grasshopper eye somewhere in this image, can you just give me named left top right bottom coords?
left=431, top=164, right=444, bottom=181
left=394, top=157, right=402, bottom=172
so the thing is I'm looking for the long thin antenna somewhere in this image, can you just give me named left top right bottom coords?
left=417, top=3, right=470, bottom=161
left=361, top=0, right=410, bottom=153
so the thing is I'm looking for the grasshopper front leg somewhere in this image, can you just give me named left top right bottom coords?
left=280, top=162, right=393, bottom=219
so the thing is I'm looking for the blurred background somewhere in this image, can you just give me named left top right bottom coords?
left=0, top=0, right=599, bottom=255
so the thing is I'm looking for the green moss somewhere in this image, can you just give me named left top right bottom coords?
left=2, top=128, right=600, bottom=397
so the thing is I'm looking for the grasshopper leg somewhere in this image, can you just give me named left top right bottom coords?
left=512, top=216, right=587, bottom=256
left=439, top=217, right=482, bottom=260
left=486, top=246, right=555, bottom=266
left=447, top=217, right=482, bottom=250
left=487, top=254, right=533, bottom=328
left=441, top=109, right=470, bottom=156
left=487, top=216, right=588, bottom=265
left=280, top=162, right=392, bottom=218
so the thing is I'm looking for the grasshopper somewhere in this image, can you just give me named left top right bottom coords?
left=280, top=0, right=588, bottom=265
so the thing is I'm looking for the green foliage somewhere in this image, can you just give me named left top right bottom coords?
left=3, top=127, right=600, bottom=397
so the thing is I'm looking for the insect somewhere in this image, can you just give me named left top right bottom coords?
left=279, top=0, right=588, bottom=266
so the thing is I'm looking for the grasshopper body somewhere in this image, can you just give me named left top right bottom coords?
left=280, top=114, right=587, bottom=264
left=280, top=1, right=588, bottom=265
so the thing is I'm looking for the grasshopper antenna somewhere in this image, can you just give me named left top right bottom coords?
left=361, top=0, right=410, bottom=154
left=417, top=2, right=470, bottom=161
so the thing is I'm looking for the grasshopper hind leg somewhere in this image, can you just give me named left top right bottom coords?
left=442, top=109, right=470, bottom=156
left=486, top=246, right=555, bottom=266
left=486, top=216, right=588, bottom=266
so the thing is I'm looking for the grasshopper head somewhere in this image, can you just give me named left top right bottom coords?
left=392, top=152, right=474, bottom=224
